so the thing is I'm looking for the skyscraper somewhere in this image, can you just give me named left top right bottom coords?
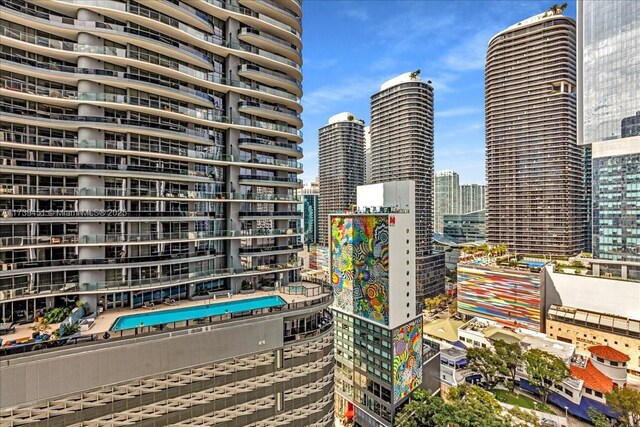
left=364, top=126, right=372, bottom=184
left=302, top=180, right=319, bottom=245
left=578, top=0, right=640, bottom=262
left=0, top=1, right=334, bottom=424
left=485, top=9, right=585, bottom=255
left=460, top=183, right=486, bottom=214
left=370, top=72, right=444, bottom=304
left=434, top=170, right=460, bottom=233
left=318, top=112, right=365, bottom=246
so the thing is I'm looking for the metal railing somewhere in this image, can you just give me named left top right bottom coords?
left=0, top=288, right=331, bottom=358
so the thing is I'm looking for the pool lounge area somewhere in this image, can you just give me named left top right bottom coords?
left=0, top=283, right=332, bottom=357
left=111, top=295, right=286, bottom=331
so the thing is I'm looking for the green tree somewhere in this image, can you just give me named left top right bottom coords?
left=396, top=385, right=543, bottom=427
left=466, top=346, right=503, bottom=390
left=606, top=386, right=640, bottom=427
left=424, top=293, right=448, bottom=311
left=494, top=339, right=523, bottom=391
left=587, top=408, right=612, bottom=427
left=523, top=349, right=570, bottom=403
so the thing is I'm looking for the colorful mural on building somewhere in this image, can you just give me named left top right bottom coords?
left=330, top=215, right=390, bottom=325
left=457, top=266, right=541, bottom=331
left=393, top=318, right=423, bottom=403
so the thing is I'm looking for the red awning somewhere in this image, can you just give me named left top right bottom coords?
left=345, top=410, right=355, bottom=420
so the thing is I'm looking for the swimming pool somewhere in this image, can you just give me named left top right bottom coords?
left=525, top=261, right=545, bottom=268
left=110, top=295, right=286, bottom=331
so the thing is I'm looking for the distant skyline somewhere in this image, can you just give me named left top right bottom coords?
left=300, top=0, right=577, bottom=185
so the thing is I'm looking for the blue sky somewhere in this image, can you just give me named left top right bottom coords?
left=300, top=0, right=576, bottom=184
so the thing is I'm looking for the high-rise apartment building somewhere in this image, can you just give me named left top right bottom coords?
left=460, top=183, right=486, bottom=214
left=332, top=181, right=423, bottom=427
left=318, top=112, right=365, bottom=246
left=370, top=72, right=444, bottom=304
left=0, top=1, right=335, bottom=424
left=578, top=0, right=640, bottom=262
left=434, top=170, right=460, bottom=233
left=364, top=125, right=372, bottom=184
left=302, top=180, right=319, bottom=245
left=485, top=9, right=585, bottom=255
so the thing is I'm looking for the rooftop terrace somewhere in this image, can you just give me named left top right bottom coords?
left=0, top=281, right=332, bottom=359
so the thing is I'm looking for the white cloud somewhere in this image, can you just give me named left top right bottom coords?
left=302, top=77, right=382, bottom=116
left=341, top=9, right=369, bottom=21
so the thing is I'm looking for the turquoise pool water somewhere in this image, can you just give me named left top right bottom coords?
left=110, top=295, right=286, bottom=331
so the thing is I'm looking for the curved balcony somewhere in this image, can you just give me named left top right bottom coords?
left=241, top=0, right=302, bottom=34
left=1, top=159, right=213, bottom=181
left=238, top=137, right=303, bottom=159
left=239, top=243, right=303, bottom=256
left=237, top=27, right=301, bottom=63
left=1, top=132, right=303, bottom=172
left=0, top=251, right=224, bottom=274
left=0, top=54, right=214, bottom=107
left=0, top=104, right=210, bottom=144
left=79, top=260, right=304, bottom=293
left=237, top=100, right=302, bottom=127
left=238, top=174, right=303, bottom=188
left=238, top=156, right=303, bottom=172
left=0, top=228, right=303, bottom=250
left=238, top=211, right=302, bottom=219
left=200, top=0, right=301, bottom=47
left=0, top=51, right=301, bottom=110
left=0, top=184, right=301, bottom=203
left=237, top=63, right=302, bottom=97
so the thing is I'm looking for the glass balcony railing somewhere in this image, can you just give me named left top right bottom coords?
left=0, top=104, right=209, bottom=140
left=238, top=175, right=303, bottom=185
left=239, top=243, right=303, bottom=254
left=237, top=100, right=301, bottom=119
left=1, top=51, right=300, bottom=103
left=238, top=27, right=300, bottom=56
left=239, top=210, right=302, bottom=217
left=0, top=228, right=303, bottom=248
left=203, top=0, right=299, bottom=36
left=258, top=0, right=301, bottom=23
left=238, top=137, right=303, bottom=153
left=0, top=184, right=301, bottom=202
left=80, top=260, right=304, bottom=292
left=238, top=63, right=301, bottom=87
left=2, top=133, right=303, bottom=169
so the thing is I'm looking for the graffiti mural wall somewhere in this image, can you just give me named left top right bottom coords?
left=457, top=266, right=541, bottom=331
left=330, top=215, right=390, bottom=325
left=392, top=318, right=422, bottom=403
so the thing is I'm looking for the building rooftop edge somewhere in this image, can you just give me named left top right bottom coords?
left=488, top=10, right=573, bottom=45
left=327, top=112, right=364, bottom=125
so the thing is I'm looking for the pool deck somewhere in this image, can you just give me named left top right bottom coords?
left=0, top=283, right=328, bottom=344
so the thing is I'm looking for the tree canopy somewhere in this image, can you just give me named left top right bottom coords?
left=396, top=385, right=543, bottom=427
left=523, top=349, right=570, bottom=403
left=606, top=386, right=640, bottom=427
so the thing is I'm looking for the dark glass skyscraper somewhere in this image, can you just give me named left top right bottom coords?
left=578, top=0, right=640, bottom=261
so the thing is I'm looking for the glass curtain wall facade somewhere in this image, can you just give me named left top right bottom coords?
left=578, top=0, right=640, bottom=261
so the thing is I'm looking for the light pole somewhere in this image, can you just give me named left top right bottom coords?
left=564, top=406, right=569, bottom=427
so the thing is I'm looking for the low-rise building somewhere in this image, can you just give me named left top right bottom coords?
left=546, top=305, right=640, bottom=377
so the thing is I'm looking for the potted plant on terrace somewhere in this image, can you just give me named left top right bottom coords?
left=240, top=279, right=255, bottom=294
